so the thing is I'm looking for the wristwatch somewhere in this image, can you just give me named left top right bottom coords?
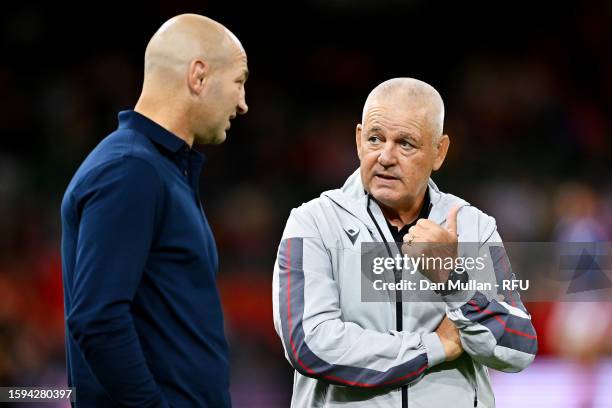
left=434, top=270, right=469, bottom=296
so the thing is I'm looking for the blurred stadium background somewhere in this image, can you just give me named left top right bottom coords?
left=0, top=1, right=610, bottom=406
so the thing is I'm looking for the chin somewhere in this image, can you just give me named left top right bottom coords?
left=370, top=187, right=395, bottom=202
left=213, top=131, right=227, bottom=144
left=198, top=131, right=226, bottom=145
left=371, top=186, right=406, bottom=206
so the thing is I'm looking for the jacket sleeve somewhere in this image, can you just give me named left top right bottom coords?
left=272, top=206, right=447, bottom=388
left=66, top=157, right=169, bottom=407
left=445, top=216, right=538, bottom=372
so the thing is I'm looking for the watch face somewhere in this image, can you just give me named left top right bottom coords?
left=434, top=270, right=469, bottom=296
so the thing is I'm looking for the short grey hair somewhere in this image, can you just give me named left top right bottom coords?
left=362, top=78, right=445, bottom=144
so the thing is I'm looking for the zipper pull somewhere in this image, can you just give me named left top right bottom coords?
left=474, top=394, right=478, bottom=407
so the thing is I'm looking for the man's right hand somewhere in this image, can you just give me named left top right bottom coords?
left=436, top=316, right=463, bottom=361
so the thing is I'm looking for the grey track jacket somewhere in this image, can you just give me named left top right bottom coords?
left=272, top=170, right=538, bottom=407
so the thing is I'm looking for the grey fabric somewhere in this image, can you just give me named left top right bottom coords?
left=272, top=169, right=537, bottom=407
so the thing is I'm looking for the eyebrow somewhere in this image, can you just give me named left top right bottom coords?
left=398, top=131, right=419, bottom=142
left=366, top=126, right=419, bottom=143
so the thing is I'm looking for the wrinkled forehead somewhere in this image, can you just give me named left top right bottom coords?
left=218, top=34, right=249, bottom=77
left=362, top=100, right=431, bottom=130
left=230, top=51, right=249, bottom=80
left=228, top=34, right=248, bottom=64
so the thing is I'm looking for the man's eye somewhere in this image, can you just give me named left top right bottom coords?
left=368, top=136, right=381, bottom=144
left=400, top=140, right=414, bottom=149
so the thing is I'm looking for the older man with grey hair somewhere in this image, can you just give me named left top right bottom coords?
left=272, top=78, right=537, bottom=407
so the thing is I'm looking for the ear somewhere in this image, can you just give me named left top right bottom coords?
left=188, top=59, right=209, bottom=95
left=356, top=124, right=363, bottom=160
left=432, top=134, right=450, bottom=171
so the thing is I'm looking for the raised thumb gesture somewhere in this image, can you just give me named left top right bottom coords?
left=446, top=206, right=459, bottom=236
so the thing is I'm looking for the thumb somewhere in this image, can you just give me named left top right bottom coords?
left=446, top=206, right=460, bottom=236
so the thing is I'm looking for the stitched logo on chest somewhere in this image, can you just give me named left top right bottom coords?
left=344, top=227, right=360, bottom=245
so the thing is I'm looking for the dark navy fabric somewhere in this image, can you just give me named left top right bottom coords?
left=61, top=110, right=230, bottom=407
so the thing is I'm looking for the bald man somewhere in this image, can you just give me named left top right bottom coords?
left=272, top=78, right=537, bottom=407
left=61, top=14, right=247, bottom=407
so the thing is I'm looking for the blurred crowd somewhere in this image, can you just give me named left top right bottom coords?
left=0, top=1, right=610, bottom=406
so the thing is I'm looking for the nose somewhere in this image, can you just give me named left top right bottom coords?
left=377, top=142, right=396, bottom=168
left=237, top=90, right=248, bottom=115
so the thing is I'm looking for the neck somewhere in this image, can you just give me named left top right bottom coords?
left=134, top=95, right=194, bottom=147
left=378, top=190, right=427, bottom=229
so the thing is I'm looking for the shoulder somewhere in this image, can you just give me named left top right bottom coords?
left=71, top=128, right=164, bottom=188
left=107, top=127, right=166, bottom=167
left=62, top=153, right=164, bottom=222
left=68, top=150, right=162, bottom=204
left=282, top=196, right=329, bottom=238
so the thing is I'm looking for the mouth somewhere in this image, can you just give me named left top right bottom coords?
left=226, top=114, right=237, bottom=130
left=374, top=173, right=399, bottom=181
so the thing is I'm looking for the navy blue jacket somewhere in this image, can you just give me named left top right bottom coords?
left=61, top=110, right=230, bottom=407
